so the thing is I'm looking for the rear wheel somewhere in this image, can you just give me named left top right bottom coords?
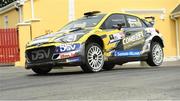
left=146, top=42, right=164, bottom=66
left=32, top=66, right=52, bottom=74
left=81, top=43, right=104, bottom=73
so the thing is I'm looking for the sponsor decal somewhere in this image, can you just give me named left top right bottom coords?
left=123, top=32, right=144, bottom=45
left=66, top=57, right=80, bottom=63
left=31, top=49, right=50, bottom=60
left=127, top=17, right=142, bottom=28
left=58, top=51, right=77, bottom=59
left=109, top=32, right=125, bottom=43
left=145, top=28, right=155, bottom=33
left=55, top=44, right=80, bottom=53
left=127, top=18, right=138, bottom=22
left=114, top=50, right=141, bottom=57
left=122, top=32, right=144, bottom=49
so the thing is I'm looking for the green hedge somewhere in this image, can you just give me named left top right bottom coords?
left=0, top=0, right=16, bottom=8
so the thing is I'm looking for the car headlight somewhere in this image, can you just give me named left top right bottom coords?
left=54, top=33, right=84, bottom=43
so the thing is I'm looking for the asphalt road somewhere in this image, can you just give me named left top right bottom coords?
left=0, top=61, right=180, bottom=100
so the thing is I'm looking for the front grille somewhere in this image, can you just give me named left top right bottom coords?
left=26, top=46, right=55, bottom=63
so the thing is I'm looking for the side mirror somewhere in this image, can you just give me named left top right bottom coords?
left=112, top=23, right=125, bottom=30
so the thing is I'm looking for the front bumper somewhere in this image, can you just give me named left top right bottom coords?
left=25, top=43, right=85, bottom=69
left=25, top=57, right=82, bottom=69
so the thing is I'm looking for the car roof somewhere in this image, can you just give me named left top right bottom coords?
left=101, top=12, right=144, bottom=19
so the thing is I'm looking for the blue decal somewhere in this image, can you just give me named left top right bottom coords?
left=55, top=44, right=80, bottom=53
left=66, top=57, right=80, bottom=62
left=114, top=50, right=141, bottom=57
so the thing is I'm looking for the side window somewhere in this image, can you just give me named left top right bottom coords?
left=126, top=16, right=143, bottom=28
left=142, top=19, right=153, bottom=27
left=140, top=19, right=147, bottom=27
left=4, top=16, right=8, bottom=28
left=101, top=14, right=126, bottom=29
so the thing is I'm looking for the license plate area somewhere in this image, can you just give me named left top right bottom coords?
left=26, top=46, right=55, bottom=63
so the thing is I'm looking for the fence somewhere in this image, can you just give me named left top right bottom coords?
left=0, top=28, right=20, bottom=63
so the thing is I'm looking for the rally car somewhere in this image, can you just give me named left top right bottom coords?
left=25, top=11, right=164, bottom=74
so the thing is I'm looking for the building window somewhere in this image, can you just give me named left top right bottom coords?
left=4, top=16, right=8, bottom=28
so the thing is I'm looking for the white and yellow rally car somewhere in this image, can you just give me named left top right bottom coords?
left=25, top=11, right=164, bottom=74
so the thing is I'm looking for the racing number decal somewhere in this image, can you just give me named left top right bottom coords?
left=109, top=32, right=125, bottom=43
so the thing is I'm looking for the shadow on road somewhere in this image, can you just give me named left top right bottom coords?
left=27, top=71, right=85, bottom=77
left=27, top=66, right=156, bottom=77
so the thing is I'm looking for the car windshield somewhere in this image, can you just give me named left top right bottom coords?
left=60, top=14, right=105, bottom=31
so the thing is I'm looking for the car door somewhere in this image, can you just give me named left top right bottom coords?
left=100, top=14, right=127, bottom=55
left=114, top=15, right=146, bottom=58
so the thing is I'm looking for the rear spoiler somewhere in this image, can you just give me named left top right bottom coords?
left=144, top=16, right=155, bottom=26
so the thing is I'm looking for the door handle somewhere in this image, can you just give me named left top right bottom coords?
left=126, top=32, right=131, bottom=36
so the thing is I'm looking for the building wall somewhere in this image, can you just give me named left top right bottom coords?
left=75, top=0, right=178, bottom=57
left=178, top=1, right=180, bottom=55
left=15, top=0, right=69, bottom=66
left=0, top=9, right=19, bottom=28
left=178, top=18, right=180, bottom=54
left=22, top=0, right=68, bottom=39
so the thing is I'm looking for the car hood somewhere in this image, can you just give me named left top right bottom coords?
left=27, top=28, right=92, bottom=47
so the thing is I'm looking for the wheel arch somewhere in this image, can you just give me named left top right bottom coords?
left=151, top=36, right=164, bottom=48
left=85, top=35, right=104, bottom=49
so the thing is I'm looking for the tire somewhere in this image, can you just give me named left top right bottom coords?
left=146, top=42, right=164, bottom=66
left=32, top=66, right=52, bottom=74
left=103, top=63, right=115, bottom=70
left=81, top=43, right=104, bottom=73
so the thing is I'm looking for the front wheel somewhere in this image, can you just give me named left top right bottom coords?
left=146, top=42, right=164, bottom=66
left=32, top=67, right=52, bottom=74
left=81, top=43, right=104, bottom=73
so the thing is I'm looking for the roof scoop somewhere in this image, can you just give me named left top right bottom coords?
left=84, top=11, right=101, bottom=17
